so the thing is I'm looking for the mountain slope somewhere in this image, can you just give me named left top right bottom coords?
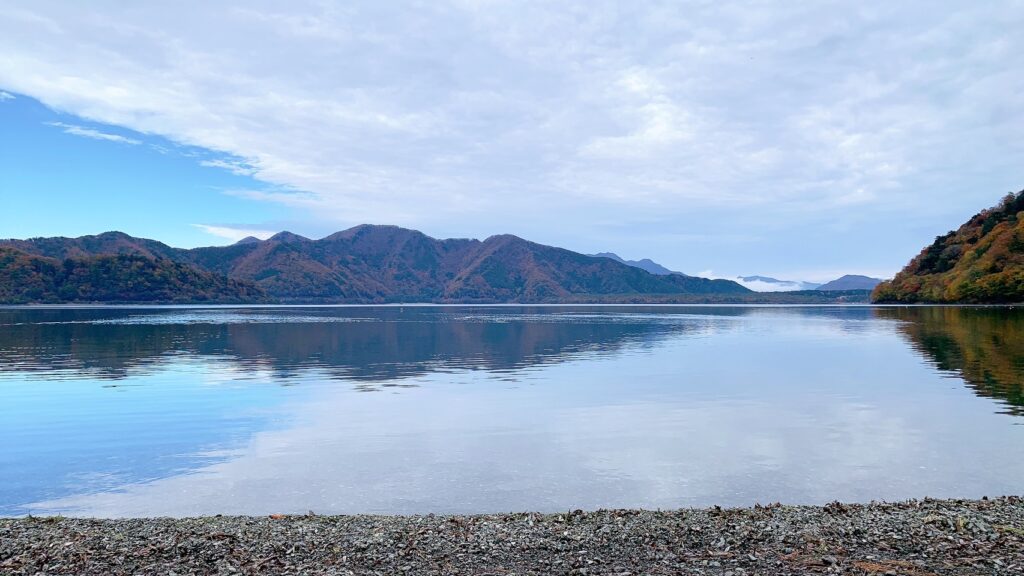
left=591, top=253, right=677, bottom=275
left=0, top=231, right=182, bottom=261
left=873, top=189, right=1024, bottom=303
left=2, top=225, right=751, bottom=303
left=447, top=236, right=746, bottom=301
left=585, top=255, right=838, bottom=293
left=818, top=275, right=882, bottom=291
left=0, top=247, right=265, bottom=304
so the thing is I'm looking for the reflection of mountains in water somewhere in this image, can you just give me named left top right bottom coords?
left=13, top=305, right=1020, bottom=413
left=0, top=307, right=733, bottom=385
left=877, top=306, right=1024, bottom=415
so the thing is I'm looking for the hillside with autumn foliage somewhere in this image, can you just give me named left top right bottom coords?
left=873, top=189, right=1024, bottom=303
left=0, top=247, right=266, bottom=304
left=1, top=226, right=751, bottom=303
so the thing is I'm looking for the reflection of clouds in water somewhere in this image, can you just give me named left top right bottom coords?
left=30, top=354, right=1024, bottom=517
left=547, top=400, right=920, bottom=506
left=725, top=313, right=894, bottom=341
left=12, top=306, right=1024, bottom=517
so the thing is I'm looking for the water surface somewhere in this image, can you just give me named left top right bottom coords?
left=1, top=305, right=1022, bottom=516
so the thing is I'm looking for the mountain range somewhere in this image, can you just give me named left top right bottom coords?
left=0, top=226, right=751, bottom=304
left=590, top=252, right=678, bottom=276
left=591, top=253, right=880, bottom=293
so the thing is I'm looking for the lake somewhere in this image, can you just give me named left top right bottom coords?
left=1, top=305, right=1022, bottom=517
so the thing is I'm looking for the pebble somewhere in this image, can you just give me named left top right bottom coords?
left=0, top=497, right=1022, bottom=575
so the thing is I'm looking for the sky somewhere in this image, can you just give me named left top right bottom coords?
left=1, top=1, right=1022, bottom=283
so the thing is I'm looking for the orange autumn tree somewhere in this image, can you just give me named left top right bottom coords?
left=874, top=189, right=1024, bottom=303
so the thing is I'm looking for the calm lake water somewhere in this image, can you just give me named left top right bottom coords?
left=1, top=305, right=1022, bottom=517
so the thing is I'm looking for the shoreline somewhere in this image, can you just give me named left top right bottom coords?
left=3, top=497, right=1022, bottom=575
left=6, top=301, right=1023, bottom=309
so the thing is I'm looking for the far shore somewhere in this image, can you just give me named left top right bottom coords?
left=3, top=497, right=1022, bottom=575
left=0, top=289, right=877, bottom=307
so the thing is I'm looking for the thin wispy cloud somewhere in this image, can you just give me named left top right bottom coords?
left=0, top=90, right=13, bottom=101
left=45, top=121, right=141, bottom=145
left=2, top=2, right=1022, bottom=277
left=199, top=158, right=257, bottom=176
left=192, top=224, right=274, bottom=243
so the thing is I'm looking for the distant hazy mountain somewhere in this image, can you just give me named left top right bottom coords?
left=736, top=275, right=822, bottom=292
left=590, top=252, right=678, bottom=275
left=735, top=274, right=881, bottom=292
left=571, top=252, right=881, bottom=297
left=818, top=275, right=883, bottom=291
left=1, top=226, right=750, bottom=303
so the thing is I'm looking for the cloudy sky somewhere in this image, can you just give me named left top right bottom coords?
left=1, top=1, right=1021, bottom=282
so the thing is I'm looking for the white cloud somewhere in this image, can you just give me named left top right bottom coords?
left=199, top=158, right=256, bottom=176
left=699, top=269, right=895, bottom=289
left=579, top=69, right=696, bottom=161
left=0, top=90, right=13, bottom=101
left=45, top=121, right=140, bottom=145
left=28, top=326, right=1024, bottom=517
left=0, top=1, right=1022, bottom=274
left=192, top=224, right=274, bottom=243
left=699, top=270, right=811, bottom=291
left=735, top=279, right=815, bottom=292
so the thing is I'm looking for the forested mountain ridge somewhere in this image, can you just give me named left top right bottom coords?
left=1, top=225, right=751, bottom=303
left=873, top=189, right=1024, bottom=303
left=0, top=247, right=266, bottom=304
left=0, top=231, right=180, bottom=261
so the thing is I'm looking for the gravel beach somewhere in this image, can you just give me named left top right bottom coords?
left=2, top=497, right=1022, bottom=575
